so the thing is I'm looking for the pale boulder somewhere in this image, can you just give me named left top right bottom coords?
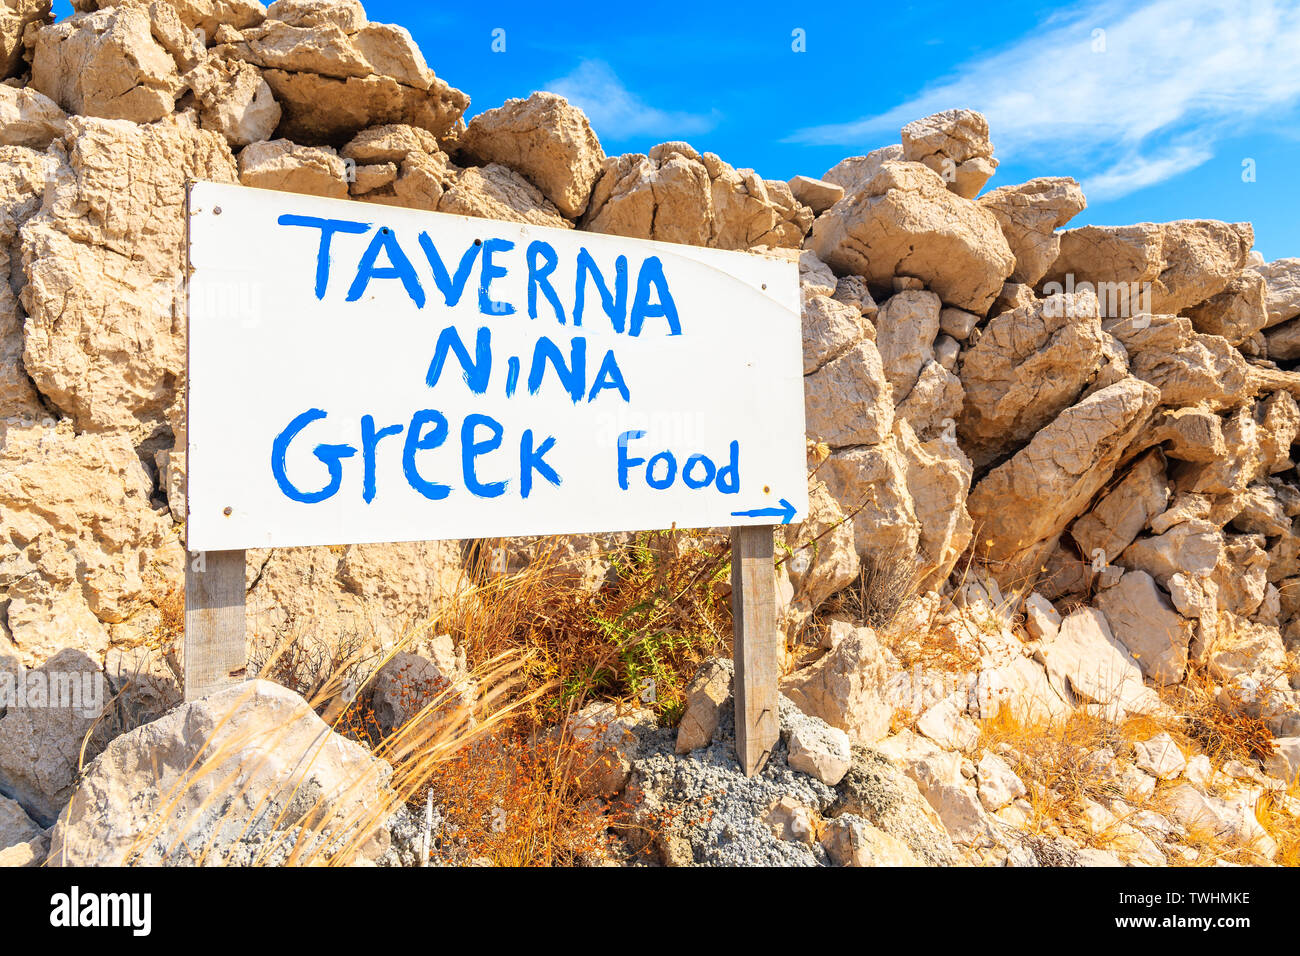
left=0, top=145, right=47, bottom=420
left=977, top=176, right=1086, bottom=285
left=438, top=162, right=571, bottom=228
left=1094, top=570, right=1191, bottom=685
left=801, top=293, right=868, bottom=374
left=369, top=635, right=471, bottom=733
left=0, top=85, right=66, bottom=149
left=900, top=109, right=998, bottom=199
left=238, top=138, right=348, bottom=197
left=820, top=815, right=919, bottom=866
left=1070, top=449, right=1169, bottom=563
left=803, top=339, right=894, bottom=448
left=0, top=423, right=184, bottom=661
left=20, top=115, right=238, bottom=441
left=787, top=174, right=843, bottom=214
left=185, top=57, right=282, bottom=147
left=582, top=142, right=811, bottom=250
left=1, top=0, right=50, bottom=77
left=966, top=378, right=1161, bottom=580
left=30, top=6, right=183, bottom=123
left=1133, top=732, right=1186, bottom=780
left=456, top=92, right=604, bottom=219
left=821, top=144, right=904, bottom=195
left=956, top=290, right=1106, bottom=469
left=675, top=658, right=732, bottom=753
left=779, top=479, right=861, bottom=633
left=782, top=702, right=853, bottom=786
left=1023, top=592, right=1061, bottom=642
left=1184, top=269, right=1269, bottom=345
left=875, top=289, right=941, bottom=400
left=0, top=649, right=109, bottom=827
left=1251, top=258, right=1300, bottom=328
left=1044, top=219, right=1254, bottom=316
left=976, top=751, right=1027, bottom=811
left=267, top=0, right=362, bottom=32
left=48, top=680, right=395, bottom=865
left=1106, top=313, right=1249, bottom=409
left=915, top=696, right=979, bottom=751
left=808, top=161, right=1014, bottom=314
left=780, top=625, right=894, bottom=745
left=566, top=702, right=652, bottom=798
left=1040, top=608, right=1161, bottom=718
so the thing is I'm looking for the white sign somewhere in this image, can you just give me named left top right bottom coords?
left=186, top=181, right=807, bottom=551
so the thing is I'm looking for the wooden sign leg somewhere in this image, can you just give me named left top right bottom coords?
left=731, top=525, right=779, bottom=776
left=184, top=549, right=248, bottom=701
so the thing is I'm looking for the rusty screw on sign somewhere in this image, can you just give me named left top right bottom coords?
left=223, top=507, right=232, bottom=516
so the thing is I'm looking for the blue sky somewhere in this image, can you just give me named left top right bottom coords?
left=53, top=0, right=1300, bottom=258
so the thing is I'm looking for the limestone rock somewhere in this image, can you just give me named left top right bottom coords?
left=0, top=84, right=65, bottom=149
left=915, top=696, right=979, bottom=751
left=830, top=746, right=959, bottom=865
left=48, top=680, right=394, bottom=865
left=821, top=144, right=903, bottom=195
left=566, top=702, right=652, bottom=798
left=20, top=114, right=238, bottom=441
left=238, top=138, right=348, bottom=197
left=77, top=0, right=268, bottom=37
left=782, top=701, right=853, bottom=785
left=1265, top=318, right=1300, bottom=360
left=1107, top=313, right=1250, bottom=409
left=0, top=793, right=43, bottom=850
left=1044, top=220, right=1254, bottom=316
left=1024, top=592, right=1061, bottom=642
left=369, top=635, right=471, bottom=733
left=341, top=121, right=438, bottom=163
left=1133, top=732, right=1186, bottom=780
left=976, top=751, right=1027, bottom=811
left=821, top=430, right=919, bottom=562
left=957, top=290, right=1106, bottom=469
left=31, top=6, right=184, bottom=123
left=1184, top=269, right=1269, bottom=345
left=876, top=289, right=941, bottom=400
left=939, top=306, right=980, bottom=341
left=1094, top=570, right=1191, bottom=685
left=900, top=109, right=998, bottom=199
left=675, top=658, right=732, bottom=753
left=1070, top=449, right=1169, bottom=563
left=185, top=57, right=281, bottom=147
left=895, top=359, right=964, bottom=441
left=1, top=0, right=49, bottom=78
left=779, top=479, right=860, bottom=633
left=761, top=794, right=821, bottom=844
left=966, top=378, right=1160, bottom=579
left=0, top=423, right=184, bottom=661
left=0, top=145, right=47, bottom=420
left=582, top=142, right=810, bottom=250
left=978, top=177, right=1086, bottom=285
left=809, top=161, right=1014, bottom=314
left=898, top=422, right=973, bottom=586
left=780, top=624, right=893, bottom=746
left=456, top=92, right=604, bottom=219
left=438, top=162, right=571, bottom=228
left=0, top=649, right=109, bottom=827
left=820, top=814, right=919, bottom=866
left=1251, top=258, right=1300, bottom=328
left=803, top=339, right=894, bottom=447
left=267, top=0, right=361, bottom=32
left=787, top=174, right=843, bottom=215
left=801, top=293, right=868, bottom=374
left=245, top=540, right=465, bottom=666
left=1040, top=608, right=1161, bottom=718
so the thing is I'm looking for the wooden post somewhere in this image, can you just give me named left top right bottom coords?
left=184, top=549, right=247, bottom=701
left=731, top=525, right=779, bottom=776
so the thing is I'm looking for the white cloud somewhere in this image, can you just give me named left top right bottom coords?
left=544, top=59, right=721, bottom=141
left=788, top=0, right=1300, bottom=197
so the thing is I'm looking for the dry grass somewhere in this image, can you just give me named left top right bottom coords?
left=439, top=531, right=732, bottom=725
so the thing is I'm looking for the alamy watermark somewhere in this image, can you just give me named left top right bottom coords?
left=0, top=667, right=103, bottom=719
left=1041, top=273, right=1153, bottom=320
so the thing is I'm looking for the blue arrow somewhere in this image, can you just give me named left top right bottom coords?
left=731, top=498, right=797, bottom=524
